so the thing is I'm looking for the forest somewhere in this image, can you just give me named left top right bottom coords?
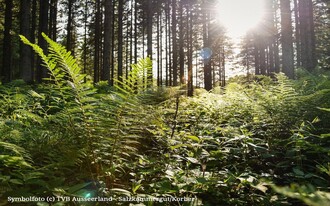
left=0, top=0, right=330, bottom=205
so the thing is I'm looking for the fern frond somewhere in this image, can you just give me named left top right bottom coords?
left=19, top=35, right=63, bottom=87
left=115, top=57, right=153, bottom=95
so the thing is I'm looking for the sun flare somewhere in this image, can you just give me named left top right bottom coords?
left=216, top=0, right=265, bottom=38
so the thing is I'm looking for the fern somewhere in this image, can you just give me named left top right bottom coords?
left=115, top=57, right=153, bottom=94
left=20, top=34, right=159, bottom=195
left=20, top=34, right=101, bottom=183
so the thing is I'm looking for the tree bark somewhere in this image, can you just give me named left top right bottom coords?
left=187, top=3, right=193, bottom=96
left=30, top=0, right=37, bottom=80
left=280, top=0, right=295, bottom=78
left=102, top=0, right=113, bottom=84
left=93, top=0, right=101, bottom=83
left=299, top=0, right=317, bottom=71
left=118, top=0, right=124, bottom=82
left=146, top=0, right=153, bottom=85
left=172, top=0, right=178, bottom=86
left=1, top=0, right=13, bottom=83
left=20, top=0, right=33, bottom=83
left=49, top=0, right=57, bottom=41
left=36, top=0, right=49, bottom=83
left=203, top=2, right=212, bottom=91
left=293, top=0, right=301, bottom=67
left=66, top=0, right=75, bottom=55
left=179, top=0, right=185, bottom=85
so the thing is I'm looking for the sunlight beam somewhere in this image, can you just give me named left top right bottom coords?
left=216, top=0, right=265, bottom=38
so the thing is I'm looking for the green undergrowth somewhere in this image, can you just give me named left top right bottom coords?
left=1, top=34, right=330, bottom=205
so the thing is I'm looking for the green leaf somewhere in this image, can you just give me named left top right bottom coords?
left=317, top=107, right=330, bottom=112
left=293, top=168, right=305, bottom=176
left=186, top=135, right=200, bottom=142
left=9, top=179, right=23, bottom=185
left=170, top=144, right=190, bottom=150
left=186, top=157, right=199, bottom=164
left=132, top=184, right=142, bottom=194
left=110, top=188, right=132, bottom=196
left=252, top=182, right=269, bottom=193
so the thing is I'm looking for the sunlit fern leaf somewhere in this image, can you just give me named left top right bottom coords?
left=115, top=57, right=153, bottom=95
left=20, top=33, right=94, bottom=104
left=19, top=35, right=63, bottom=88
left=0, top=141, right=32, bottom=165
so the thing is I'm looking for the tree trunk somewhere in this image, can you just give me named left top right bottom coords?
left=299, top=0, right=317, bottom=71
left=20, top=0, right=33, bottom=83
left=146, top=0, right=153, bottom=85
left=94, top=0, right=101, bottom=83
left=179, top=0, right=185, bottom=85
left=30, top=0, right=37, bottom=80
left=36, top=0, right=49, bottom=83
left=254, top=38, right=261, bottom=75
left=83, top=0, right=88, bottom=81
left=187, top=3, right=193, bottom=96
left=111, top=0, right=116, bottom=85
left=172, top=0, right=178, bottom=86
left=157, top=13, right=161, bottom=86
left=134, top=0, right=138, bottom=64
left=167, top=1, right=172, bottom=86
left=293, top=0, right=301, bottom=67
left=165, top=1, right=169, bottom=86
left=49, top=0, right=57, bottom=41
left=102, top=0, right=113, bottom=84
left=1, top=0, right=13, bottom=83
left=66, top=0, right=74, bottom=55
left=203, top=2, right=212, bottom=91
left=280, top=0, right=295, bottom=78
left=118, top=0, right=123, bottom=82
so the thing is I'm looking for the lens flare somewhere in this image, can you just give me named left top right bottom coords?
left=200, top=48, right=213, bottom=60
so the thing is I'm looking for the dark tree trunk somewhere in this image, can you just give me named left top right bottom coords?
left=118, top=0, right=124, bottom=82
left=49, top=0, right=57, bottom=41
left=134, top=0, right=138, bottom=64
left=274, top=36, right=281, bottom=73
left=83, top=0, right=88, bottom=81
left=165, top=1, right=169, bottom=86
left=125, top=10, right=130, bottom=80
left=146, top=0, right=153, bottom=85
left=30, top=0, right=37, bottom=80
left=20, top=0, right=33, bottom=83
left=280, top=0, right=295, bottom=78
left=306, top=0, right=317, bottom=69
left=299, top=0, right=317, bottom=71
left=157, top=13, right=161, bottom=86
left=172, top=0, right=178, bottom=86
left=102, top=0, right=113, bottom=84
left=203, top=3, right=212, bottom=91
left=293, top=0, right=301, bottom=67
left=94, top=0, right=101, bottom=83
left=167, top=1, right=172, bottom=86
left=1, top=0, right=13, bottom=83
left=254, top=39, right=261, bottom=75
left=129, top=0, right=133, bottom=67
left=259, top=44, right=266, bottom=75
left=187, top=3, right=193, bottom=96
left=36, top=0, right=49, bottom=83
left=66, top=0, right=74, bottom=54
left=111, top=0, right=116, bottom=85
left=179, top=0, right=185, bottom=85
left=265, top=0, right=277, bottom=76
